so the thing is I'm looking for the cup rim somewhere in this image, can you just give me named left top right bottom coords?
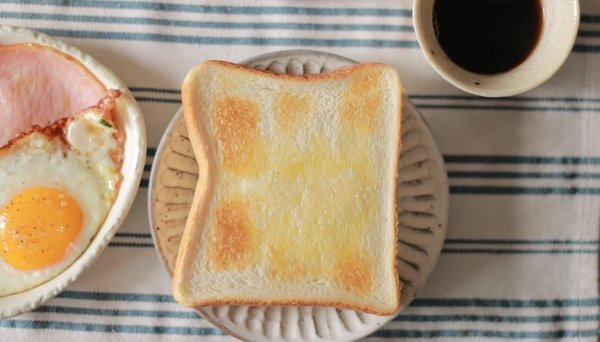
left=413, top=0, right=581, bottom=97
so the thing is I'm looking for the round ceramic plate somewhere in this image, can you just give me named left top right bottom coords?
left=148, top=50, right=448, bottom=341
left=0, top=25, right=147, bottom=318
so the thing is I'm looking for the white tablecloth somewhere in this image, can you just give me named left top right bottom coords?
left=0, top=0, right=599, bottom=340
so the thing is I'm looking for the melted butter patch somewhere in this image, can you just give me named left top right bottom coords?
left=211, top=85, right=380, bottom=292
left=213, top=96, right=263, bottom=175
left=259, top=133, right=376, bottom=285
left=275, top=92, right=313, bottom=130
left=208, top=198, right=255, bottom=270
left=267, top=243, right=307, bottom=281
left=340, top=72, right=382, bottom=132
left=334, top=250, right=373, bottom=295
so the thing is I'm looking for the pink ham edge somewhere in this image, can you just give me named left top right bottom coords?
left=0, top=43, right=107, bottom=147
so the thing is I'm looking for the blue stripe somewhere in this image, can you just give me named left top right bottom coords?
left=146, top=166, right=600, bottom=180
left=144, top=164, right=600, bottom=179
left=447, top=171, right=600, bottom=179
left=418, top=104, right=600, bottom=112
left=445, top=239, right=600, bottom=245
left=33, top=305, right=599, bottom=323
left=444, top=155, right=600, bottom=165
left=114, top=232, right=153, bottom=239
left=110, top=231, right=600, bottom=248
left=106, top=237, right=600, bottom=252
left=129, top=92, right=600, bottom=111
left=581, top=15, right=600, bottom=24
left=109, top=242, right=154, bottom=248
left=0, top=11, right=412, bottom=32
left=411, top=94, right=600, bottom=103
left=130, top=88, right=600, bottom=104
left=3, top=320, right=596, bottom=338
left=0, top=0, right=411, bottom=17
left=450, top=186, right=600, bottom=195
left=442, top=248, right=599, bottom=254
left=6, top=10, right=600, bottom=38
left=577, top=30, right=600, bottom=38
left=130, top=87, right=179, bottom=94
left=32, top=28, right=419, bottom=48
left=7, top=10, right=600, bottom=39
left=410, top=297, right=600, bottom=308
left=1, top=22, right=597, bottom=53
left=35, top=305, right=199, bottom=319
left=56, top=290, right=175, bottom=303
left=54, top=290, right=600, bottom=307
left=33, top=305, right=600, bottom=323
left=29, top=305, right=600, bottom=324
left=0, top=319, right=223, bottom=336
left=130, top=95, right=600, bottom=109
left=128, top=88, right=600, bottom=104
left=146, top=149, right=598, bottom=165
left=573, top=44, right=600, bottom=53
left=135, top=96, right=180, bottom=104
left=393, top=313, right=600, bottom=323
left=370, top=328, right=600, bottom=339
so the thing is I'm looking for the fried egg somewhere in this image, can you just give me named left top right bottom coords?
left=0, top=104, right=121, bottom=296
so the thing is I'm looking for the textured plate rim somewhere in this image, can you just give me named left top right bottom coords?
left=0, top=25, right=147, bottom=319
left=148, top=50, right=449, bottom=341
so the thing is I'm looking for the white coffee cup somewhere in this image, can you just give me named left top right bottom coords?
left=413, top=0, right=580, bottom=97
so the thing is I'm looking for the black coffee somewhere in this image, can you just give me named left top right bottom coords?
left=433, top=0, right=543, bottom=75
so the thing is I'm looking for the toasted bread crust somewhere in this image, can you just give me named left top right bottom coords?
left=172, top=64, right=216, bottom=297
left=189, top=297, right=396, bottom=316
left=391, top=77, right=404, bottom=314
left=174, top=61, right=403, bottom=315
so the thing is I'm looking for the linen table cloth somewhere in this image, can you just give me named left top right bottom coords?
left=0, top=0, right=599, bottom=340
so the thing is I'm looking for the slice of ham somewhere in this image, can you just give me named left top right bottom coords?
left=0, top=43, right=107, bottom=147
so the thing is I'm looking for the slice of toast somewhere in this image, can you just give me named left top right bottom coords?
left=173, top=61, right=403, bottom=315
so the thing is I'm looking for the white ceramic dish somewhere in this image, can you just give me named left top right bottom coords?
left=148, top=50, right=448, bottom=341
left=0, top=25, right=147, bottom=318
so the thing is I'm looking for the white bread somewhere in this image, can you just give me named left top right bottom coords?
left=173, top=61, right=403, bottom=316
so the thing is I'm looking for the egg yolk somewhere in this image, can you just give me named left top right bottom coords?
left=0, top=187, right=83, bottom=270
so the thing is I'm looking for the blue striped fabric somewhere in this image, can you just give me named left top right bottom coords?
left=0, top=0, right=413, bottom=17
left=20, top=27, right=423, bottom=48
left=106, top=232, right=600, bottom=254
left=0, top=11, right=414, bottom=32
left=0, top=0, right=599, bottom=341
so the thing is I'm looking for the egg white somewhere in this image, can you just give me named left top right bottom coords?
left=0, top=112, right=119, bottom=296
left=67, top=107, right=121, bottom=194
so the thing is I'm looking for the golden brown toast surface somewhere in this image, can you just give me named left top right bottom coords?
left=173, top=61, right=403, bottom=315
